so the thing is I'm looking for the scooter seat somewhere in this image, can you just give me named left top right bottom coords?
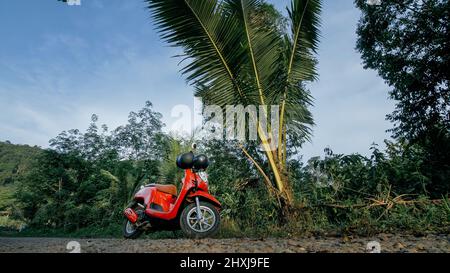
left=155, top=184, right=177, bottom=196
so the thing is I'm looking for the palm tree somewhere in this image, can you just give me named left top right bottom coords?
left=146, top=0, right=321, bottom=208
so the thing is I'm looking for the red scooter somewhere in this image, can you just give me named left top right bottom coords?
left=123, top=144, right=221, bottom=239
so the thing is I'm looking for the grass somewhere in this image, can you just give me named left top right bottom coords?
left=0, top=216, right=25, bottom=231
left=0, top=185, right=16, bottom=211
left=0, top=185, right=25, bottom=231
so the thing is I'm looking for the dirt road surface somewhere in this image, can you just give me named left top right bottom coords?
left=0, top=234, right=449, bottom=253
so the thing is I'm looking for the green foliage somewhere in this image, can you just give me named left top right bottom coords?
left=0, top=141, right=42, bottom=186
left=0, top=215, right=25, bottom=231
left=286, top=143, right=449, bottom=235
left=354, top=0, right=450, bottom=200
left=0, top=142, right=42, bottom=229
left=201, top=139, right=280, bottom=236
left=147, top=0, right=320, bottom=132
left=0, top=185, right=16, bottom=211
left=2, top=109, right=447, bottom=236
left=158, top=136, right=192, bottom=186
left=355, top=0, right=449, bottom=142
left=296, top=142, right=449, bottom=205
left=1, top=107, right=448, bottom=237
left=4, top=102, right=169, bottom=232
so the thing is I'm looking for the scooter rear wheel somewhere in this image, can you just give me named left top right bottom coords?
left=180, top=201, right=220, bottom=239
left=122, top=218, right=143, bottom=239
left=123, top=206, right=144, bottom=239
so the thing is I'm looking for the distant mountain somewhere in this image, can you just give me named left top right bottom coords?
left=0, top=141, right=42, bottom=186
left=0, top=141, right=42, bottom=219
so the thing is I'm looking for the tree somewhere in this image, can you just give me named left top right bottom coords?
left=112, top=101, right=166, bottom=161
left=49, top=101, right=168, bottom=201
left=16, top=150, right=90, bottom=227
left=355, top=0, right=450, bottom=196
left=15, top=102, right=170, bottom=229
left=146, top=0, right=321, bottom=208
left=111, top=101, right=168, bottom=196
left=355, top=0, right=449, bottom=142
left=0, top=142, right=42, bottom=186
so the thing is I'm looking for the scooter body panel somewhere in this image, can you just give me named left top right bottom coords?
left=134, top=186, right=153, bottom=205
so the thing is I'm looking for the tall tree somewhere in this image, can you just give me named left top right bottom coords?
left=146, top=0, right=321, bottom=208
left=355, top=0, right=450, bottom=195
left=112, top=101, right=166, bottom=161
left=16, top=102, right=170, bottom=228
left=355, top=0, right=449, bottom=142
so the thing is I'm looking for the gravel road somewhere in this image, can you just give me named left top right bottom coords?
left=1, top=234, right=449, bottom=253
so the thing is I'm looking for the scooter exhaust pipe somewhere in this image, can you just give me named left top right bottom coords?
left=124, top=208, right=138, bottom=223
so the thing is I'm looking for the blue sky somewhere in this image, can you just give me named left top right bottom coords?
left=0, top=0, right=394, bottom=160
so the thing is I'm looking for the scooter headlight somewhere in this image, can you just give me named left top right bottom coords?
left=198, top=171, right=208, bottom=183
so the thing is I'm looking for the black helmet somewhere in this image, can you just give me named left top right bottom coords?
left=176, top=152, right=194, bottom=169
left=193, top=154, right=209, bottom=170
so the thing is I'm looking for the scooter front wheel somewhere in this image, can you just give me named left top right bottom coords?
left=180, top=201, right=220, bottom=239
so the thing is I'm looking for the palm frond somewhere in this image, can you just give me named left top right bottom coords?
left=230, top=0, right=282, bottom=106
left=276, top=0, right=321, bottom=147
left=146, top=0, right=248, bottom=106
left=284, top=84, right=315, bottom=139
left=287, top=0, right=321, bottom=83
left=148, top=0, right=321, bottom=144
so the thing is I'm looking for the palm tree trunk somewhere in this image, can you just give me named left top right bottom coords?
left=256, top=123, right=293, bottom=206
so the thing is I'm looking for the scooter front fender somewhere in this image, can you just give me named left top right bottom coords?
left=187, top=191, right=221, bottom=208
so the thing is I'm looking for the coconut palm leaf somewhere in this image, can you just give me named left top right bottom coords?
left=230, top=0, right=282, bottom=106
left=276, top=0, right=321, bottom=147
left=146, top=0, right=249, bottom=106
left=287, top=0, right=321, bottom=83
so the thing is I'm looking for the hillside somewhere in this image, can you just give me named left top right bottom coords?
left=0, top=141, right=42, bottom=186
left=0, top=141, right=42, bottom=222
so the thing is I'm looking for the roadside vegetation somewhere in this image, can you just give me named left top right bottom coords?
left=0, top=103, right=448, bottom=238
